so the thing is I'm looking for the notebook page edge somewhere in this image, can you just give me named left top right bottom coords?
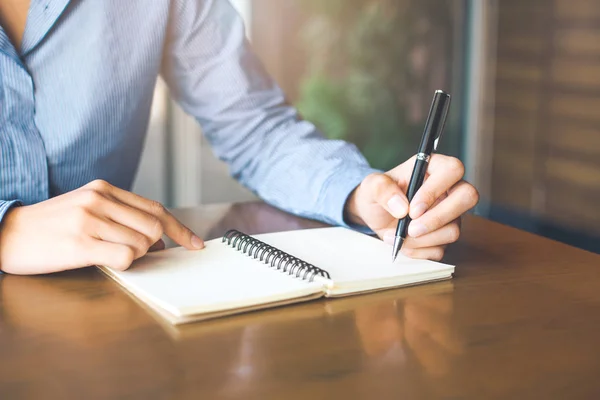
left=325, top=268, right=454, bottom=297
left=168, top=291, right=326, bottom=325
left=98, top=239, right=329, bottom=320
left=99, top=266, right=327, bottom=326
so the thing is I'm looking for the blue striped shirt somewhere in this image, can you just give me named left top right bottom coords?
left=0, top=0, right=378, bottom=232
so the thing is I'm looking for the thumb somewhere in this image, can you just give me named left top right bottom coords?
left=364, top=173, right=409, bottom=219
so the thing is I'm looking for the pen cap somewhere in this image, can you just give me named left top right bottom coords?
left=418, top=90, right=451, bottom=154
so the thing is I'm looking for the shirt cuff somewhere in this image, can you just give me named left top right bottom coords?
left=317, top=165, right=381, bottom=233
left=0, top=200, right=23, bottom=275
left=0, top=200, right=21, bottom=223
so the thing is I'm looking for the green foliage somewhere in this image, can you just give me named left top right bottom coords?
left=295, top=0, right=453, bottom=170
left=296, top=74, right=350, bottom=141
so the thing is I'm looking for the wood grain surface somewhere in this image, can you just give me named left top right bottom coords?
left=1, top=201, right=599, bottom=399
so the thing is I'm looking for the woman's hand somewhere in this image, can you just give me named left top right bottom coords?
left=0, top=180, right=204, bottom=275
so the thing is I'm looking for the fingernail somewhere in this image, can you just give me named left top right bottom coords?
left=387, top=195, right=408, bottom=218
left=408, top=221, right=427, bottom=238
left=191, top=235, right=205, bottom=249
left=383, top=231, right=395, bottom=245
left=411, top=202, right=428, bottom=219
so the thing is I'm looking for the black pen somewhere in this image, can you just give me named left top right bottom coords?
left=392, top=90, right=451, bottom=262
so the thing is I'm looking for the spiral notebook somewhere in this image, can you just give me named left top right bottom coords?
left=99, top=227, right=455, bottom=324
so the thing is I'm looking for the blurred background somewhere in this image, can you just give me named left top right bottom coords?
left=133, top=0, right=600, bottom=254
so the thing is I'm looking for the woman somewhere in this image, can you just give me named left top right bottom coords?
left=0, top=0, right=478, bottom=274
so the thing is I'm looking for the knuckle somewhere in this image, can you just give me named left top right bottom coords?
left=448, top=223, right=461, bottom=242
left=365, top=173, right=387, bottom=190
left=463, top=184, right=480, bottom=208
left=133, top=233, right=152, bottom=253
left=431, top=248, right=445, bottom=261
left=148, top=216, right=164, bottom=241
left=87, top=179, right=111, bottom=192
left=447, top=157, right=465, bottom=177
left=114, top=246, right=136, bottom=271
left=79, top=189, right=104, bottom=207
left=149, top=201, right=167, bottom=216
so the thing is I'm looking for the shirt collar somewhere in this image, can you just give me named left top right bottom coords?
left=21, top=0, right=71, bottom=56
left=0, top=27, right=19, bottom=60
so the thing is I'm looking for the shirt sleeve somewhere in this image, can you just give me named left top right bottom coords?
left=160, top=0, right=380, bottom=227
left=0, top=200, right=21, bottom=225
left=0, top=200, right=22, bottom=274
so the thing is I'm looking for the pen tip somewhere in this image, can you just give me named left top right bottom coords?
left=391, top=237, right=404, bottom=263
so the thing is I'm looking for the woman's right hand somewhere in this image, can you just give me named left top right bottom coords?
left=0, top=180, right=204, bottom=275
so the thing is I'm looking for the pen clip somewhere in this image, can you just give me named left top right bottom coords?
left=432, top=90, right=451, bottom=152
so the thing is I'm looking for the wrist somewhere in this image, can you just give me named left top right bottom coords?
left=343, top=186, right=366, bottom=227
left=316, top=164, right=379, bottom=228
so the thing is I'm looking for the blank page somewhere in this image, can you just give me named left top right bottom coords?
left=254, top=227, right=454, bottom=296
left=103, top=239, right=325, bottom=318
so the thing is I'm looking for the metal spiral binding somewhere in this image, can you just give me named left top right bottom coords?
left=222, top=229, right=331, bottom=282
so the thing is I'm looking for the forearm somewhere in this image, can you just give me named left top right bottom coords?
left=203, top=104, right=379, bottom=226
left=161, top=0, right=379, bottom=226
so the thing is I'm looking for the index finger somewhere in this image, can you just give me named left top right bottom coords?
left=104, top=185, right=204, bottom=250
left=409, top=155, right=465, bottom=219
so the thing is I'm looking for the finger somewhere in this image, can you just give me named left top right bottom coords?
left=362, top=173, right=409, bottom=219
left=103, top=186, right=203, bottom=250
left=429, top=191, right=448, bottom=210
left=98, top=200, right=165, bottom=245
left=406, top=218, right=460, bottom=248
left=383, top=219, right=460, bottom=248
left=408, top=181, right=478, bottom=238
left=84, top=238, right=136, bottom=271
left=82, top=182, right=164, bottom=244
left=92, top=218, right=153, bottom=259
left=409, top=155, right=465, bottom=219
left=149, top=239, right=166, bottom=252
left=401, top=245, right=446, bottom=261
left=387, top=154, right=419, bottom=188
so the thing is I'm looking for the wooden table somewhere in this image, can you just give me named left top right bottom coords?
left=1, top=201, right=600, bottom=399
